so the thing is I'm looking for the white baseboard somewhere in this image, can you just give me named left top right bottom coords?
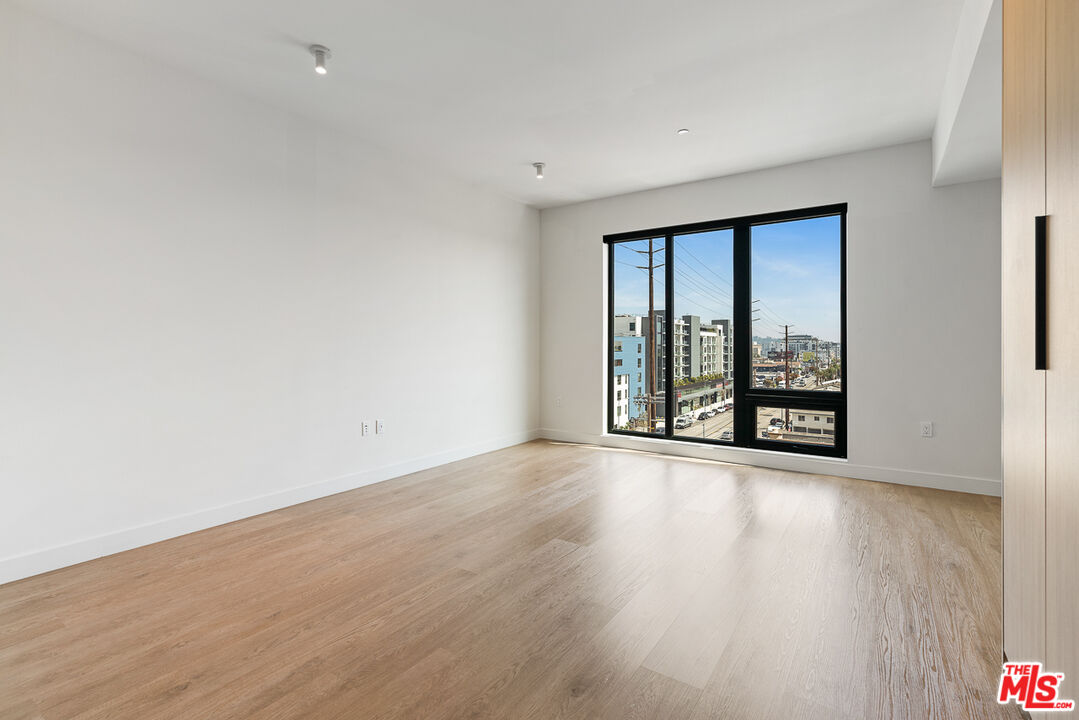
left=0, top=429, right=541, bottom=587
left=538, top=428, right=1001, bottom=497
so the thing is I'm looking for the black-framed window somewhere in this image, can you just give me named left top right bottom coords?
left=606, top=203, right=847, bottom=458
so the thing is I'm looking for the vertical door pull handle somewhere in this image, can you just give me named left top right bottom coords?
left=1035, top=215, right=1047, bottom=370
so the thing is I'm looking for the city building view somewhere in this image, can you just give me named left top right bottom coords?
left=613, top=312, right=734, bottom=434
left=613, top=315, right=842, bottom=445
left=610, top=214, right=844, bottom=450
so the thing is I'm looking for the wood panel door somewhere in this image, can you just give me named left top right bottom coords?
left=1046, top=0, right=1079, bottom=689
left=1002, top=0, right=1046, bottom=666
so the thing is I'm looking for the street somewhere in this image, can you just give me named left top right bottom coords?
left=672, top=376, right=839, bottom=444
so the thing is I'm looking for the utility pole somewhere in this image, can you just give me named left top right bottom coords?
left=783, top=324, right=792, bottom=390
left=783, top=324, right=793, bottom=430
left=648, top=239, right=656, bottom=430
left=751, top=300, right=761, bottom=390
left=812, top=336, right=819, bottom=385
left=632, top=241, right=663, bottom=431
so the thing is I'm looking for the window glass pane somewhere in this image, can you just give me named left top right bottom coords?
left=612, top=238, right=667, bottom=433
left=670, top=229, right=735, bottom=441
left=751, top=216, right=842, bottom=391
left=756, top=407, right=836, bottom=447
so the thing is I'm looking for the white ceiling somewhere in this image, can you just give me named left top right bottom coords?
left=19, top=0, right=970, bottom=208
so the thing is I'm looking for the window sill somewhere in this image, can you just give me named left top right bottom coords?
left=603, top=430, right=848, bottom=463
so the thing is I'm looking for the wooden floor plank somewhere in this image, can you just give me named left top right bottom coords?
left=0, top=440, right=1017, bottom=719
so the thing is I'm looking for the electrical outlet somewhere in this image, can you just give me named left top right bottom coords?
left=376, top=419, right=385, bottom=434
left=920, top=421, right=934, bottom=438
left=362, top=421, right=370, bottom=437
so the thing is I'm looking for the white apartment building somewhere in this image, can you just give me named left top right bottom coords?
left=613, top=373, right=630, bottom=427
left=790, top=411, right=836, bottom=437
left=700, top=328, right=719, bottom=375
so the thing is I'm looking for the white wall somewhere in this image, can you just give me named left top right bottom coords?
left=539, top=141, right=1002, bottom=494
left=0, top=5, right=540, bottom=584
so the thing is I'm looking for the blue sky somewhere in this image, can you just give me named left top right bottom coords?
left=612, top=215, right=841, bottom=341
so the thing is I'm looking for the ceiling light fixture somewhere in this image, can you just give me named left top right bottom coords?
left=677, top=128, right=690, bottom=135
left=309, top=45, right=331, bottom=75
left=533, top=162, right=545, bottom=180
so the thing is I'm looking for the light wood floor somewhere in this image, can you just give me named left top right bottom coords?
left=0, top=441, right=1017, bottom=719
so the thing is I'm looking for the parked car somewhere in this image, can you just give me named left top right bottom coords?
left=720, top=430, right=734, bottom=441
left=697, top=410, right=710, bottom=421
left=769, top=417, right=785, bottom=427
left=675, top=416, right=693, bottom=429
left=717, top=406, right=727, bottom=413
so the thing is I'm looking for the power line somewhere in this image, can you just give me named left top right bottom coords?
left=622, top=240, right=795, bottom=328
left=646, top=274, right=728, bottom=320
left=671, top=290, right=727, bottom=319
left=619, top=243, right=666, bottom=257
left=623, top=246, right=787, bottom=326
left=672, top=268, right=734, bottom=310
left=677, top=244, right=735, bottom=291
left=620, top=259, right=733, bottom=311
left=755, top=299, right=790, bottom=327
left=620, top=265, right=729, bottom=319
left=671, top=254, right=735, bottom=303
left=751, top=300, right=788, bottom=329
